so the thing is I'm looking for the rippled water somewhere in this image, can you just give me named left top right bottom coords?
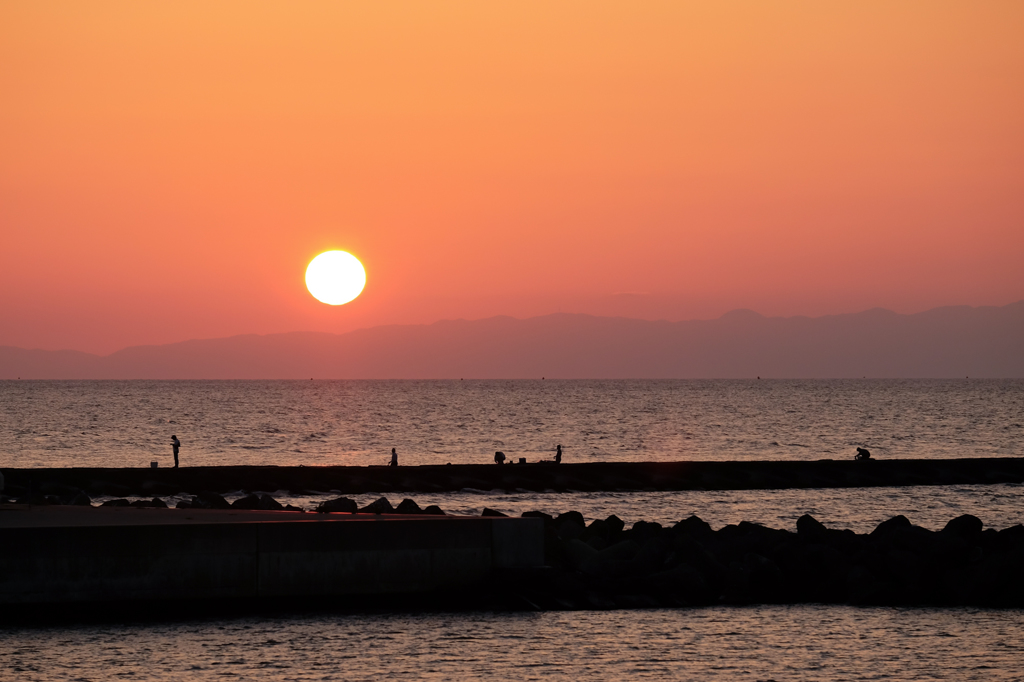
left=2, top=379, right=1022, bottom=468
left=4, top=381, right=1023, bottom=679
left=3, top=606, right=1022, bottom=681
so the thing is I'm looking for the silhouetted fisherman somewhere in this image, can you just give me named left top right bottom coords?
left=855, top=447, right=872, bottom=461
left=390, top=448, right=398, bottom=467
left=494, top=451, right=506, bottom=465
left=555, top=444, right=563, bottom=464
left=171, top=435, right=181, bottom=468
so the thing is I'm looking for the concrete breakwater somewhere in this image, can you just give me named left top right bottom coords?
left=3, top=499, right=1021, bottom=613
left=0, top=505, right=544, bottom=608
left=4, top=458, right=1024, bottom=499
left=515, top=510, right=1024, bottom=609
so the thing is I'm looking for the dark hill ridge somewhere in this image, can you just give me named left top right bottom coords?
left=1, top=301, right=1022, bottom=379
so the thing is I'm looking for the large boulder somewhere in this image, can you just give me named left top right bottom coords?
left=395, top=498, right=423, bottom=514
left=193, top=491, right=231, bottom=510
left=871, top=515, right=912, bottom=537
left=554, top=511, right=587, bottom=541
left=942, top=514, right=983, bottom=540
left=796, top=514, right=828, bottom=540
left=231, top=494, right=262, bottom=509
left=257, top=494, right=284, bottom=511
left=673, top=515, right=714, bottom=540
left=584, top=515, right=625, bottom=545
left=359, top=497, right=394, bottom=514
left=316, top=497, right=357, bottom=513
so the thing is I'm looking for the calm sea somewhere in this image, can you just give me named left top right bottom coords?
left=2, top=380, right=1023, bottom=679
left=3, top=379, right=1022, bottom=468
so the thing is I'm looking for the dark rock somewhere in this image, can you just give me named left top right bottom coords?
left=554, top=512, right=586, bottom=541
left=796, top=514, right=828, bottom=539
left=482, top=507, right=508, bottom=517
left=627, top=520, right=663, bottom=543
left=673, top=515, right=713, bottom=540
left=422, top=504, right=446, bottom=515
left=645, top=563, right=711, bottom=603
left=68, top=491, right=92, bottom=506
left=942, top=514, right=983, bottom=539
left=871, top=515, right=912, bottom=537
left=175, top=499, right=192, bottom=509
left=395, top=498, right=423, bottom=514
left=231, top=494, right=262, bottom=509
left=101, top=499, right=131, bottom=507
left=555, top=510, right=586, bottom=529
left=565, top=538, right=600, bottom=570
left=584, top=515, right=625, bottom=544
left=257, top=494, right=283, bottom=511
left=522, top=510, right=554, bottom=523
left=149, top=498, right=167, bottom=508
left=284, top=504, right=303, bottom=512
left=996, top=524, right=1024, bottom=550
left=194, top=491, right=231, bottom=510
left=316, top=497, right=357, bottom=513
left=359, top=497, right=394, bottom=514
left=744, top=552, right=785, bottom=600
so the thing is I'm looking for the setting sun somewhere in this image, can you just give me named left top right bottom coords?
left=305, top=251, right=366, bottom=305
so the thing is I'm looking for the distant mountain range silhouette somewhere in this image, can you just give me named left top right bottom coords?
left=2, top=302, right=1022, bottom=379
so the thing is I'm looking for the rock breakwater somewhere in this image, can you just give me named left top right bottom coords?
left=510, top=510, right=1024, bottom=609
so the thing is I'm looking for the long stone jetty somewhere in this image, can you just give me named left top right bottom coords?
left=3, top=458, right=1023, bottom=498
left=0, top=505, right=544, bottom=609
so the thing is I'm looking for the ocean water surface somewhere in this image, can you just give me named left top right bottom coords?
left=3, top=380, right=1023, bottom=680
left=3, top=379, right=1022, bottom=468
left=3, top=606, right=1022, bottom=681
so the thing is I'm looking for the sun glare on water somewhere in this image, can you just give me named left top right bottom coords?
left=305, top=251, right=366, bottom=305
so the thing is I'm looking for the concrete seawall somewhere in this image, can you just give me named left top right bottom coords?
left=4, top=458, right=1023, bottom=498
left=0, top=506, right=544, bottom=607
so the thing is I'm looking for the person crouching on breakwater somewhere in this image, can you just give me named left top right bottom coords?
left=171, top=435, right=181, bottom=468
left=390, top=448, right=398, bottom=466
left=555, top=444, right=563, bottom=464
left=855, top=447, right=872, bottom=461
left=494, top=451, right=506, bottom=465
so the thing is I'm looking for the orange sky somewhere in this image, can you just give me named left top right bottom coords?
left=2, top=1, right=1022, bottom=354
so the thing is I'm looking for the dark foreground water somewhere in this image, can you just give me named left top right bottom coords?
left=3, top=606, right=1022, bottom=681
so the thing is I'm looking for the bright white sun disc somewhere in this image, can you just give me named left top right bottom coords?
left=305, top=251, right=366, bottom=305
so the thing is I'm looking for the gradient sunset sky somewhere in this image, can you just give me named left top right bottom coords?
left=2, top=1, right=1022, bottom=354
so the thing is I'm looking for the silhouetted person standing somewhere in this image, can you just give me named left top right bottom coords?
left=171, top=435, right=181, bottom=468
left=555, top=444, right=563, bottom=464
left=390, top=448, right=398, bottom=467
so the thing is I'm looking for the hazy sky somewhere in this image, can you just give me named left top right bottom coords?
left=2, top=1, right=1022, bottom=354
